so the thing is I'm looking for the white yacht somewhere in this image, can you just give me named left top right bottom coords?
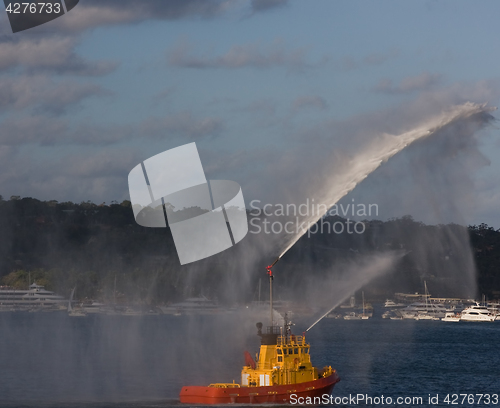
left=460, top=304, right=495, bottom=322
left=384, top=299, right=405, bottom=308
left=400, top=281, right=447, bottom=319
left=82, top=302, right=106, bottom=314
left=441, top=312, right=461, bottom=322
left=399, top=302, right=448, bottom=319
left=0, top=283, right=67, bottom=310
left=415, top=313, right=439, bottom=321
left=344, top=312, right=363, bottom=320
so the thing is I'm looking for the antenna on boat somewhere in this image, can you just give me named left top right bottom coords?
left=266, top=265, right=273, bottom=326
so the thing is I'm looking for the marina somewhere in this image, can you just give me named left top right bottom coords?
left=1, top=286, right=499, bottom=322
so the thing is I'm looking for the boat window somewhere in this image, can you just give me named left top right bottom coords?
left=277, top=348, right=282, bottom=355
left=294, top=348, right=298, bottom=354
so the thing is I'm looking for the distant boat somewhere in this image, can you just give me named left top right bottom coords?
left=68, top=287, right=86, bottom=317
left=384, top=299, right=405, bottom=308
left=342, top=293, right=369, bottom=320
left=400, top=282, right=446, bottom=320
left=360, top=292, right=369, bottom=320
left=0, top=282, right=67, bottom=311
left=441, top=312, right=460, bottom=322
left=415, top=314, right=439, bottom=321
left=344, top=312, right=362, bottom=320
left=82, top=302, right=106, bottom=314
left=460, top=304, right=495, bottom=322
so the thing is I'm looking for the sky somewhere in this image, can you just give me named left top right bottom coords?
left=1, top=0, right=499, bottom=227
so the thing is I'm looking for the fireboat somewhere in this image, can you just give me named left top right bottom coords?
left=179, top=262, right=340, bottom=404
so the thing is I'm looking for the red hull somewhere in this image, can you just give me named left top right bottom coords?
left=179, top=372, right=340, bottom=404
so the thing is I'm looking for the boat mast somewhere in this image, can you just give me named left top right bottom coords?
left=424, top=281, right=429, bottom=311
left=362, top=291, right=365, bottom=316
left=266, top=257, right=279, bottom=326
left=267, top=265, right=273, bottom=326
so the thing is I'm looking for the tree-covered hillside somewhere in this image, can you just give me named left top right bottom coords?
left=1, top=196, right=499, bottom=304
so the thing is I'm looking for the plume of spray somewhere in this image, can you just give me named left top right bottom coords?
left=305, top=251, right=407, bottom=331
left=272, top=102, right=496, bottom=265
left=260, top=102, right=495, bottom=328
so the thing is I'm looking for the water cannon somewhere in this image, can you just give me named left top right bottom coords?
left=266, top=256, right=280, bottom=278
left=269, top=256, right=280, bottom=268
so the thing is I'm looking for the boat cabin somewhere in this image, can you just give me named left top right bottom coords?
left=241, top=321, right=332, bottom=387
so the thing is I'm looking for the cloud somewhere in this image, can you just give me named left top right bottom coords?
left=196, top=81, right=499, bottom=223
left=412, top=79, right=500, bottom=109
left=374, top=72, right=443, bottom=94
left=0, top=115, right=68, bottom=145
left=250, top=0, right=289, bottom=13
left=292, top=95, right=328, bottom=112
left=152, top=87, right=175, bottom=102
left=1, top=1, right=288, bottom=35
left=0, top=109, right=225, bottom=147
left=240, top=99, right=276, bottom=115
left=231, top=98, right=279, bottom=128
left=0, top=146, right=141, bottom=202
left=0, top=75, right=108, bottom=115
left=337, top=49, right=400, bottom=71
left=141, top=112, right=225, bottom=139
left=168, top=39, right=315, bottom=71
left=0, top=37, right=117, bottom=75
left=41, top=0, right=234, bottom=33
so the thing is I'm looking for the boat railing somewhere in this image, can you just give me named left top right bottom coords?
left=263, top=326, right=281, bottom=335
left=208, top=383, right=240, bottom=388
left=277, top=335, right=306, bottom=346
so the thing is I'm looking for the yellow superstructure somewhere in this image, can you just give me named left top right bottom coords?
left=241, top=322, right=333, bottom=387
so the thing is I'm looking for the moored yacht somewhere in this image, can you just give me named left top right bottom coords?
left=460, top=304, right=495, bottom=322
left=384, top=299, right=405, bottom=308
left=441, top=312, right=460, bottom=322
left=0, top=282, right=67, bottom=310
left=399, top=281, right=447, bottom=320
left=399, top=302, right=448, bottom=319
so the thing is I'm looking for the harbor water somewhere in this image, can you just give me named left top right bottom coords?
left=0, top=311, right=498, bottom=407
